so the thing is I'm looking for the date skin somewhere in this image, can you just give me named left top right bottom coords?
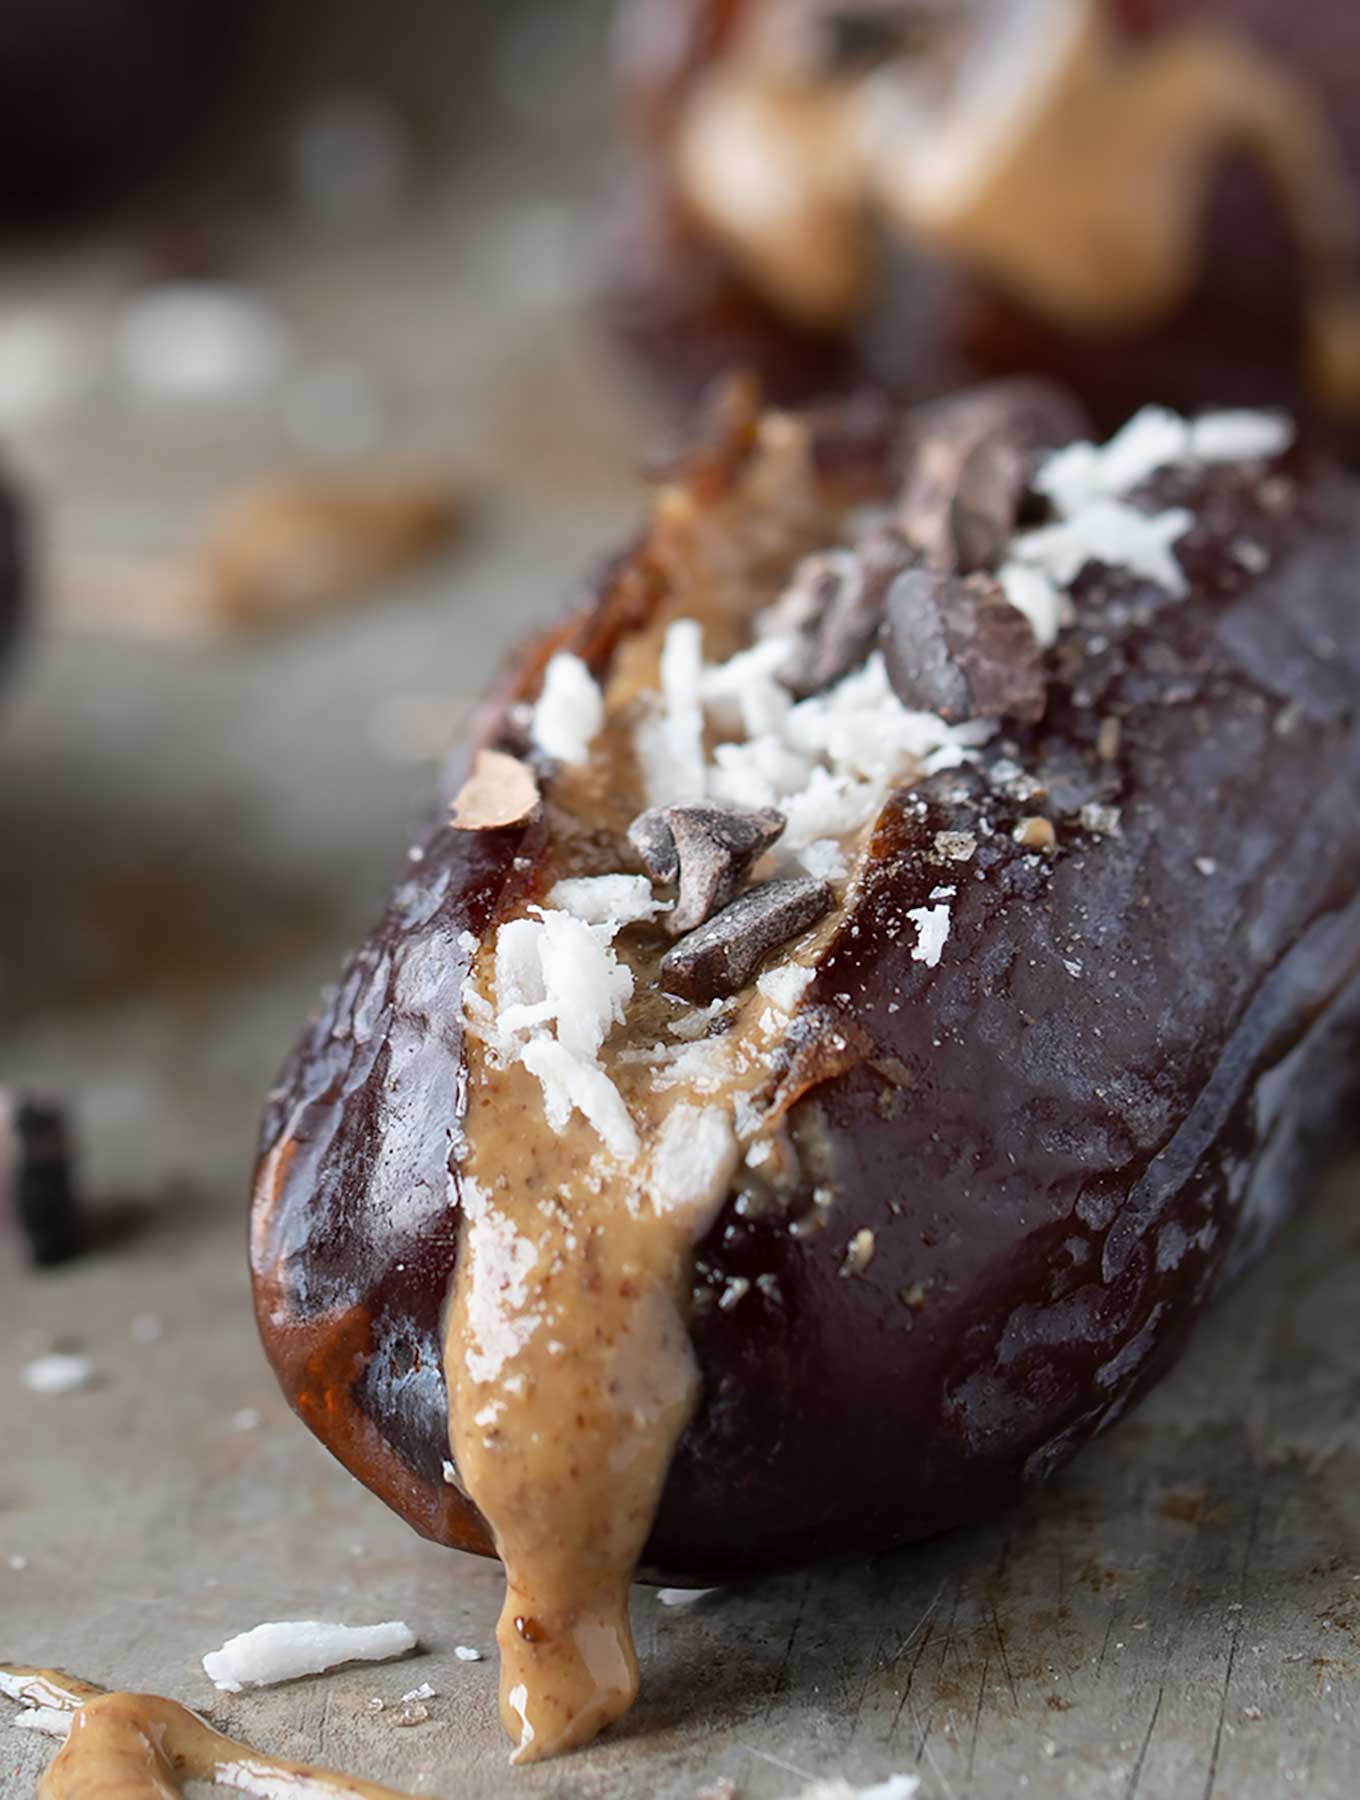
left=251, top=409, right=1360, bottom=1580
left=607, top=0, right=1360, bottom=462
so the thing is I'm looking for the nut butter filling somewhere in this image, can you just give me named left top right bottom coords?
left=442, top=416, right=849, bottom=1763
left=674, top=0, right=1360, bottom=407
left=0, top=1668, right=417, bottom=1800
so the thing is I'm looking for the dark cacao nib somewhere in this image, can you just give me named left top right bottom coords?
left=880, top=566, right=1047, bottom=724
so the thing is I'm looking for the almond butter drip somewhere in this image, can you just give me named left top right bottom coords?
left=675, top=0, right=1360, bottom=407
left=0, top=1669, right=416, bottom=1800
left=442, top=420, right=843, bottom=1763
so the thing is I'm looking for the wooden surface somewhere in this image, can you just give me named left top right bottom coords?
left=2, top=5, right=1359, bottom=1794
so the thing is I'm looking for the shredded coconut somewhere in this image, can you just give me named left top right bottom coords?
left=1035, top=404, right=1293, bottom=519
left=454, top=1645, right=483, bottom=1662
left=650, top=1034, right=737, bottom=1095
left=795, top=837, right=849, bottom=881
left=780, top=1778, right=920, bottom=1800
left=530, top=652, right=603, bottom=765
left=695, top=648, right=991, bottom=847
left=907, top=904, right=951, bottom=968
left=757, top=963, right=814, bottom=1014
left=520, top=1036, right=639, bottom=1159
left=548, top=874, right=662, bottom=928
left=651, top=1104, right=740, bottom=1228
left=21, top=1353, right=94, bottom=1395
left=997, top=561, right=1068, bottom=647
left=638, top=619, right=708, bottom=804
left=701, top=634, right=795, bottom=737
left=1012, top=498, right=1192, bottom=597
left=656, top=1587, right=719, bottom=1607
left=514, top=912, right=633, bottom=1062
left=202, top=1620, right=417, bottom=1692
left=1036, top=405, right=1189, bottom=516
left=1189, top=409, right=1294, bottom=464
left=12, top=1709, right=73, bottom=1738
left=473, top=892, right=645, bottom=1157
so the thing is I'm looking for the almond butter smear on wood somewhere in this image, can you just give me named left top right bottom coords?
left=0, top=1668, right=418, bottom=1800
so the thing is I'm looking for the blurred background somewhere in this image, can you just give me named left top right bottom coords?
left=0, top=0, right=654, bottom=1213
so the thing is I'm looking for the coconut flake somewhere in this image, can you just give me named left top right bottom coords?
left=656, top=1587, right=719, bottom=1607
left=519, top=1037, right=639, bottom=1160
left=781, top=1778, right=920, bottom=1800
left=708, top=732, right=815, bottom=812
left=1013, top=499, right=1192, bottom=596
left=537, top=912, right=634, bottom=1061
left=1189, top=410, right=1294, bottom=464
left=1034, top=405, right=1293, bottom=525
left=907, top=903, right=951, bottom=968
left=644, top=618, right=708, bottom=805
left=13, top=1709, right=73, bottom=1738
left=650, top=1034, right=736, bottom=1095
left=454, top=1646, right=483, bottom=1662
left=651, top=1104, right=739, bottom=1228
left=700, top=635, right=795, bottom=737
left=1035, top=406, right=1190, bottom=517
left=494, top=911, right=634, bottom=1062
left=757, top=963, right=814, bottom=1014
left=530, top=652, right=603, bottom=766
left=21, top=1353, right=94, bottom=1395
left=493, top=917, right=548, bottom=1017
left=795, top=837, right=849, bottom=881
left=548, top=874, right=662, bottom=928
left=997, top=561, right=1067, bottom=647
left=202, top=1620, right=417, bottom=1692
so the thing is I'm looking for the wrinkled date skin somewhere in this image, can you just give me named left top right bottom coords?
left=251, top=412, right=1360, bottom=1580
left=607, top=0, right=1360, bottom=460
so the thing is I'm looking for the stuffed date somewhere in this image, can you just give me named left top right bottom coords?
left=251, top=379, right=1360, bottom=1762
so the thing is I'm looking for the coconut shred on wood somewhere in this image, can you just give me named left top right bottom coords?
left=203, top=1621, right=417, bottom=1691
left=439, top=398, right=1297, bottom=1763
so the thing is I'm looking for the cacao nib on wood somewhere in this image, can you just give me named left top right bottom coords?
left=2, top=1093, right=83, bottom=1268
